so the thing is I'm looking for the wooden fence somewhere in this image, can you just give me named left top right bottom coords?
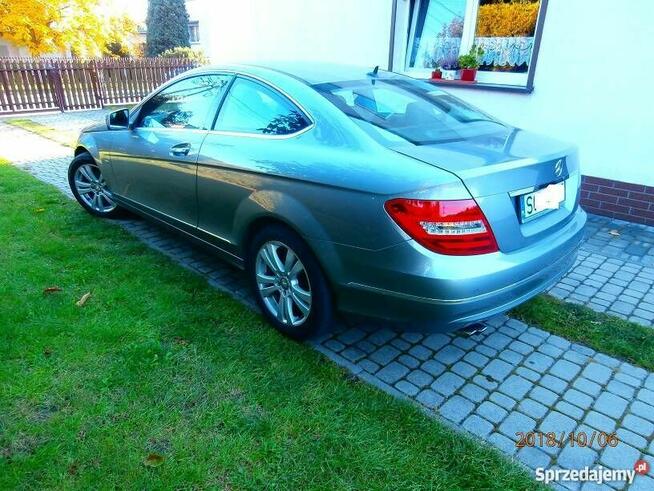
left=0, top=57, right=199, bottom=115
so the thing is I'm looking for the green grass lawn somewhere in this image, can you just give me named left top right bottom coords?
left=0, top=161, right=539, bottom=489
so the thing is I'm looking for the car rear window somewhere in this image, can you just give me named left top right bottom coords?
left=312, top=78, right=506, bottom=145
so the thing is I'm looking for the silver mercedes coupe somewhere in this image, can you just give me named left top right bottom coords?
left=69, top=63, right=586, bottom=339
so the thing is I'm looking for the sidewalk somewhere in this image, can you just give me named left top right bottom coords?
left=1, top=118, right=653, bottom=490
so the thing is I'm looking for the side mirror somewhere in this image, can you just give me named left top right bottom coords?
left=106, top=108, right=130, bottom=130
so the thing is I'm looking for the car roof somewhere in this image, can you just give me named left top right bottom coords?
left=202, top=61, right=388, bottom=85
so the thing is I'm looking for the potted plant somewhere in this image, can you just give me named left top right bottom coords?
left=439, top=55, right=460, bottom=80
left=431, top=64, right=442, bottom=80
left=458, top=45, right=484, bottom=82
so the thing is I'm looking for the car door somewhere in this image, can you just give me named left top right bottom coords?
left=195, top=76, right=312, bottom=255
left=109, top=74, right=233, bottom=228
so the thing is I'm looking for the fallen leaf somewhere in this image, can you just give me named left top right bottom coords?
left=173, top=337, right=189, bottom=346
left=35, top=208, right=45, bottom=213
left=76, top=292, right=92, bottom=307
left=608, top=229, right=621, bottom=237
left=143, top=453, right=165, bottom=467
left=43, top=286, right=62, bottom=295
left=43, top=348, right=53, bottom=357
left=67, top=463, right=78, bottom=476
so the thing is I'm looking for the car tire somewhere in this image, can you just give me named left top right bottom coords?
left=247, top=224, right=333, bottom=340
left=68, top=152, right=122, bottom=218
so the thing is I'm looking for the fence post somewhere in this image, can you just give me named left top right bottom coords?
left=89, top=59, right=105, bottom=108
left=45, top=61, right=66, bottom=112
left=0, top=58, right=15, bottom=113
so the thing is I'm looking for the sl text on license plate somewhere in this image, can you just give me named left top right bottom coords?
left=520, top=181, right=565, bottom=222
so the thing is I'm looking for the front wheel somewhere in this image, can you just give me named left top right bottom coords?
left=68, top=153, right=121, bottom=218
left=247, top=224, right=333, bottom=340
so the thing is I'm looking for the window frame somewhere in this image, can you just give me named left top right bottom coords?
left=210, top=74, right=315, bottom=139
left=188, top=21, right=200, bottom=44
left=394, top=0, right=549, bottom=91
left=132, top=73, right=235, bottom=131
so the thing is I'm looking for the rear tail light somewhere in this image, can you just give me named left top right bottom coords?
left=384, top=198, right=499, bottom=255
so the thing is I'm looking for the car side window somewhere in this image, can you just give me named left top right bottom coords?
left=137, top=75, right=232, bottom=130
left=214, top=77, right=310, bottom=136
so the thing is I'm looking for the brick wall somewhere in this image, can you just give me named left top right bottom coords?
left=581, top=176, right=654, bottom=226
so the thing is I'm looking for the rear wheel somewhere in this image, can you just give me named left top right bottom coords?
left=68, top=153, right=121, bottom=218
left=247, top=224, right=333, bottom=340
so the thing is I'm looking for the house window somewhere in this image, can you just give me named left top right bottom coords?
left=404, top=0, right=546, bottom=88
left=188, top=21, right=200, bottom=44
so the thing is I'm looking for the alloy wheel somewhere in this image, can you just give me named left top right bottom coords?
left=255, top=241, right=312, bottom=326
left=74, top=163, right=117, bottom=214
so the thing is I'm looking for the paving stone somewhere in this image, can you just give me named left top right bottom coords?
left=459, top=383, right=487, bottom=403
left=538, top=343, right=564, bottom=359
left=531, top=386, right=558, bottom=406
left=571, top=377, right=602, bottom=397
left=593, top=392, right=628, bottom=419
left=323, top=339, right=345, bottom=352
left=391, top=338, right=411, bottom=351
left=337, top=328, right=367, bottom=345
left=616, top=428, right=647, bottom=450
left=358, top=359, right=379, bottom=374
left=517, top=446, right=550, bottom=470
left=508, top=340, right=534, bottom=355
left=481, top=359, right=513, bottom=382
left=645, top=373, right=654, bottom=390
left=499, top=375, right=532, bottom=400
left=489, top=391, right=516, bottom=411
left=408, top=345, right=432, bottom=362
left=614, top=372, right=641, bottom=388
left=462, top=414, right=493, bottom=438
left=395, top=380, right=420, bottom=397
left=498, top=349, right=523, bottom=365
left=488, top=432, right=517, bottom=455
left=583, top=411, right=617, bottom=433
left=600, top=442, right=640, bottom=471
left=370, top=345, right=401, bottom=365
left=499, top=411, right=536, bottom=441
left=439, top=395, right=474, bottom=424
left=398, top=354, right=420, bottom=369
left=631, top=401, right=654, bottom=422
left=631, top=475, right=654, bottom=491
left=540, top=374, right=568, bottom=393
left=452, top=336, right=476, bottom=351
left=475, top=344, right=497, bottom=357
left=431, top=372, right=465, bottom=397
left=422, top=333, right=450, bottom=351
left=401, top=332, right=423, bottom=344
left=622, top=414, right=654, bottom=438
left=557, top=444, right=598, bottom=469
left=367, top=328, right=396, bottom=346
left=548, top=335, right=572, bottom=350
left=463, top=351, right=489, bottom=368
left=477, top=401, right=508, bottom=424
left=519, top=332, right=544, bottom=347
left=518, top=398, right=548, bottom=419
left=550, top=360, right=582, bottom=381
left=406, top=370, right=433, bottom=388
left=563, top=350, right=590, bottom=365
left=581, top=362, right=613, bottom=385
left=564, top=389, right=593, bottom=410
left=540, top=411, right=577, bottom=435
left=415, top=389, right=444, bottom=409
left=484, top=332, right=512, bottom=350
left=555, top=400, right=585, bottom=420
left=524, top=352, right=555, bottom=372
left=637, top=387, right=654, bottom=405
left=421, top=360, right=446, bottom=378
left=516, top=366, right=540, bottom=383
left=435, top=345, right=466, bottom=365
left=376, top=362, right=409, bottom=385
left=451, top=361, right=476, bottom=379
left=341, top=347, right=366, bottom=362
left=606, top=379, right=635, bottom=399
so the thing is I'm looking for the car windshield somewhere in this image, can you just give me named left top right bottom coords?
left=312, top=78, right=506, bottom=145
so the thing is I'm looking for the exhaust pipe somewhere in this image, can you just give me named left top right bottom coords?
left=459, top=322, right=487, bottom=337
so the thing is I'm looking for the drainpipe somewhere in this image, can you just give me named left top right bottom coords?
left=387, top=0, right=398, bottom=71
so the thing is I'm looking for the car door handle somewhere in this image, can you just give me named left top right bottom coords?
left=169, top=143, right=191, bottom=157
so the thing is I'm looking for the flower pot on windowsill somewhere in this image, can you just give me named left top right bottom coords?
left=441, top=69, right=460, bottom=80
left=431, top=69, right=442, bottom=80
left=460, top=68, right=477, bottom=82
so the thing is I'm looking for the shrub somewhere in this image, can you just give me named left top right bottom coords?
left=159, top=46, right=208, bottom=65
left=146, top=0, right=190, bottom=56
left=476, top=2, right=539, bottom=37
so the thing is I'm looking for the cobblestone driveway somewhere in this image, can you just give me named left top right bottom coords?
left=2, top=114, right=653, bottom=490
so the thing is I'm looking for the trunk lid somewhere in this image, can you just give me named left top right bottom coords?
left=390, top=127, right=581, bottom=253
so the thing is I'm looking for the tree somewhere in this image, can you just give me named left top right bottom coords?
left=146, top=0, right=190, bottom=57
left=0, top=0, right=137, bottom=57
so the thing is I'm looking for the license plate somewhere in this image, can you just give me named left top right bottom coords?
left=520, top=181, right=565, bottom=222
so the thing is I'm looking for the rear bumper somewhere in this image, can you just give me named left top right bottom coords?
left=320, top=207, right=586, bottom=332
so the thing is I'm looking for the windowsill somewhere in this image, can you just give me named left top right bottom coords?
left=425, top=79, right=533, bottom=94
